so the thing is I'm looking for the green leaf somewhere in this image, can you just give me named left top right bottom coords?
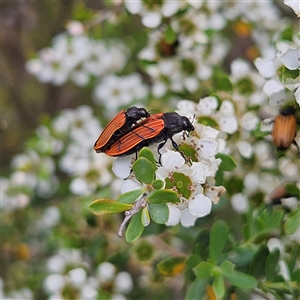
left=220, top=246, right=255, bottom=268
left=237, top=78, right=254, bottom=94
left=193, top=262, right=215, bottom=279
left=215, top=169, right=224, bottom=186
left=291, top=268, right=300, bottom=283
left=138, top=147, right=156, bottom=168
left=213, top=275, right=225, bottom=299
left=135, top=241, right=154, bottom=261
left=223, top=270, right=257, bottom=289
left=215, top=153, right=236, bottom=171
left=148, top=203, right=169, bottom=224
left=209, top=220, right=228, bottom=262
left=264, top=210, right=284, bottom=232
left=157, top=256, right=186, bottom=276
left=152, top=179, right=165, bottom=190
left=141, top=207, right=150, bottom=226
left=117, top=189, right=144, bottom=204
left=284, top=208, right=300, bottom=235
left=284, top=183, right=300, bottom=197
left=185, top=254, right=202, bottom=269
left=282, top=66, right=299, bottom=79
left=220, top=260, right=234, bottom=274
left=195, top=229, right=210, bottom=259
left=253, top=124, right=270, bottom=138
left=133, top=157, right=155, bottom=184
left=213, top=71, right=233, bottom=92
left=148, top=190, right=179, bottom=204
left=89, top=199, right=132, bottom=215
left=186, top=278, right=209, bottom=300
left=164, top=25, right=177, bottom=44
left=125, top=209, right=144, bottom=243
left=242, top=224, right=251, bottom=241
left=287, top=244, right=300, bottom=274
left=197, top=116, right=219, bottom=128
left=266, top=249, right=280, bottom=281
left=249, top=244, right=269, bottom=278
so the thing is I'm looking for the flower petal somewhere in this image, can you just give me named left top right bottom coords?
left=188, top=194, right=212, bottom=217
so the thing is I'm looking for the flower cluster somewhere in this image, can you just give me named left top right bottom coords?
left=1, top=106, right=113, bottom=212
left=26, top=34, right=129, bottom=86
left=93, top=73, right=149, bottom=117
left=135, top=0, right=283, bottom=99
left=43, top=249, right=133, bottom=300
left=255, top=34, right=300, bottom=106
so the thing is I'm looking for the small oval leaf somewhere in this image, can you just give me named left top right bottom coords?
left=148, top=190, right=179, bottom=204
left=152, top=179, right=165, bottom=190
left=284, top=208, right=300, bottom=235
left=89, top=199, right=132, bottom=215
left=148, top=203, right=169, bottom=224
left=125, top=209, right=144, bottom=243
left=157, top=256, right=186, bottom=276
left=223, top=270, right=257, bottom=289
left=117, top=189, right=144, bottom=204
left=215, top=153, right=237, bottom=171
left=209, top=220, right=228, bottom=262
left=133, top=157, right=155, bottom=184
left=138, top=147, right=156, bottom=168
left=141, top=207, right=151, bottom=226
left=213, top=275, right=225, bottom=299
left=193, top=261, right=215, bottom=279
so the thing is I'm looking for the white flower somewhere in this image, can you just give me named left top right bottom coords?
left=188, top=194, right=212, bottom=217
left=93, top=73, right=149, bottom=115
left=97, top=262, right=116, bottom=283
left=190, top=162, right=206, bottom=184
left=263, top=79, right=285, bottom=106
left=165, top=204, right=182, bottom=226
left=240, top=112, right=260, bottom=131
left=231, top=59, right=251, bottom=79
left=46, top=255, right=66, bottom=273
left=254, top=57, right=276, bottom=78
left=284, top=0, right=300, bottom=16
left=41, top=206, right=61, bottom=228
left=161, top=150, right=185, bottom=172
left=124, top=0, right=142, bottom=14
left=196, top=138, right=219, bottom=159
left=66, top=21, right=85, bottom=36
left=113, top=156, right=134, bottom=179
left=244, top=173, right=260, bottom=193
left=277, top=48, right=300, bottom=70
left=43, top=274, right=65, bottom=294
left=114, top=272, right=133, bottom=294
left=142, top=11, right=162, bottom=28
left=198, top=96, right=218, bottom=115
left=180, top=207, right=198, bottom=227
left=237, top=141, right=253, bottom=158
left=68, top=268, right=87, bottom=286
left=204, top=185, right=226, bottom=204
left=231, top=193, right=249, bottom=214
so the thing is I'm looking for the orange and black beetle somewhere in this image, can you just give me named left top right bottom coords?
left=272, top=106, right=297, bottom=151
left=104, top=112, right=194, bottom=158
left=94, top=107, right=150, bottom=153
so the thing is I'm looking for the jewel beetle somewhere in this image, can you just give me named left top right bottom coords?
left=272, top=106, right=298, bottom=153
left=94, top=106, right=150, bottom=153
left=104, top=112, right=194, bottom=159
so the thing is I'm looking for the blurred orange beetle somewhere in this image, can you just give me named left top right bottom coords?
left=271, top=106, right=298, bottom=153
